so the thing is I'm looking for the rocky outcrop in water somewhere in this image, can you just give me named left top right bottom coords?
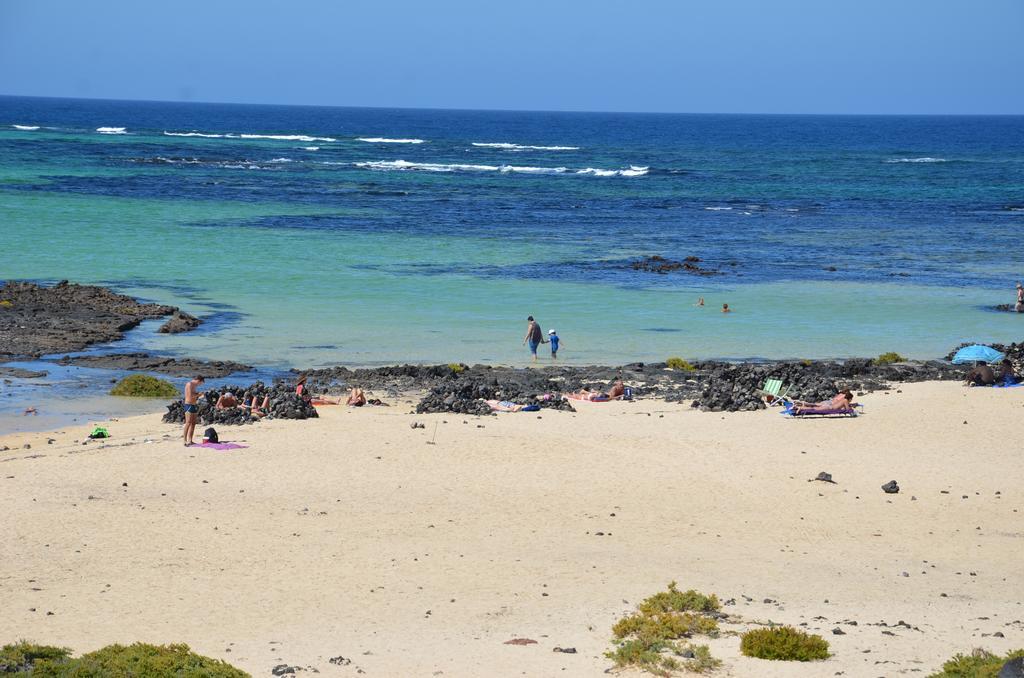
left=162, top=382, right=317, bottom=425
left=55, top=353, right=252, bottom=378
left=630, top=255, right=720, bottom=276
left=159, top=310, right=201, bottom=333
left=0, top=280, right=201, bottom=360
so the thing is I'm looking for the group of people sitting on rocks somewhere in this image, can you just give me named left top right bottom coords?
left=214, top=391, right=271, bottom=417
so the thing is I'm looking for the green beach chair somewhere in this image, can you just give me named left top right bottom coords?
left=756, top=378, right=791, bottom=406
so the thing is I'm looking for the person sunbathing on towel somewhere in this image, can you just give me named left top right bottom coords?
left=486, top=399, right=525, bottom=412
left=792, top=389, right=854, bottom=414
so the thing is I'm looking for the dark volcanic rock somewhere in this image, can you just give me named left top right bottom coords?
left=0, top=280, right=200, bottom=359
left=882, top=480, right=900, bottom=494
left=162, top=382, right=317, bottom=425
left=55, top=353, right=251, bottom=378
left=994, top=304, right=1022, bottom=314
left=630, top=254, right=720, bottom=276
left=0, top=366, right=48, bottom=379
left=158, top=310, right=201, bottom=334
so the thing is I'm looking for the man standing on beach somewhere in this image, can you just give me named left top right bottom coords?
left=1015, top=283, right=1023, bottom=313
left=523, top=316, right=546, bottom=362
left=183, top=375, right=204, bottom=446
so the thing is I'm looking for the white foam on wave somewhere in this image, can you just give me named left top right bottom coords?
left=499, top=165, right=568, bottom=174
left=301, top=146, right=319, bottom=151
left=704, top=207, right=733, bottom=211
left=96, top=127, right=127, bottom=134
left=576, top=165, right=649, bottom=177
left=12, top=124, right=40, bottom=131
left=236, top=133, right=336, bottom=142
left=355, top=160, right=499, bottom=172
left=885, top=157, right=947, bottom=163
left=357, top=137, right=425, bottom=144
left=472, top=142, right=579, bottom=151
left=164, top=130, right=225, bottom=138
left=353, top=159, right=647, bottom=177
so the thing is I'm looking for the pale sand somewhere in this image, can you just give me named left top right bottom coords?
left=1, top=381, right=1022, bottom=677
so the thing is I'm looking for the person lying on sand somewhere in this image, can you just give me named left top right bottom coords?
left=567, top=379, right=626, bottom=401
left=486, top=399, right=526, bottom=412
left=346, top=387, right=367, bottom=407
left=215, top=392, right=239, bottom=409
left=791, top=389, right=855, bottom=414
left=965, top=362, right=996, bottom=387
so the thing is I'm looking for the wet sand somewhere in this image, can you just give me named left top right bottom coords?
left=1, top=381, right=1021, bottom=676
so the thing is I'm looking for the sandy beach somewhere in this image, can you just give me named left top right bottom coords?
left=1, top=381, right=1021, bottom=676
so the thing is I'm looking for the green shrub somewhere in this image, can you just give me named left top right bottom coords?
left=666, top=357, right=695, bottom=372
left=606, top=583, right=722, bottom=675
left=447, top=363, right=466, bottom=374
left=19, top=642, right=249, bottom=677
left=0, top=642, right=71, bottom=673
left=874, top=351, right=906, bottom=365
left=740, top=626, right=830, bottom=661
left=928, top=648, right=1024, bottom=678
left=109, top=374, right=180, bottom=398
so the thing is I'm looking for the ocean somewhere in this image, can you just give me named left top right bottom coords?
left=2, top=95, right=1023, bottom=385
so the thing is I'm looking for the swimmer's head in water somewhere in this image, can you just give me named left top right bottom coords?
left=527, top=315, right=534, bottom=321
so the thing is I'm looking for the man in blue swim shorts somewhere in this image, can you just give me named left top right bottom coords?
left=522, top=315, right=546, bottom=362
left=182, top=375, right=205, bottom=446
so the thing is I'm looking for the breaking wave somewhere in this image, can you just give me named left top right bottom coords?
left=353, top=159, right=646, bottom=177
left=236, top=133, right=336, bottom=142
left=163, top=131, right=225, bottom=138
left=472, top=142, right=579, bottom=151
left=96, top=127, right=127, bottom=134
left=885, top=157, right=947, bottom=163
left=301, top=146, right=319, bottom=151
left=357, top=137, right=425, bottom=144
left=12, top=124, right=40, bottom=130
left=163, top=130, right=335, bottom=142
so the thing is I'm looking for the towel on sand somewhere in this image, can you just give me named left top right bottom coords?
left=200, top=442, right=248, bottom=450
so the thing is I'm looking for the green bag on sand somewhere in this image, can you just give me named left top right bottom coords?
left=88, top=426, right=109, bottom=439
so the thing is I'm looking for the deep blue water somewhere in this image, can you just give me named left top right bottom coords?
left=3, top=95, right=1023, bottom=289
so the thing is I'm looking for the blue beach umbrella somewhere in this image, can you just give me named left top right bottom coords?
left=951, top=344, right=1005, bottom=364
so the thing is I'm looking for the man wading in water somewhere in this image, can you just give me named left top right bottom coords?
left=183, top=375, right=205, bottom=446
left=523, top=315, right=547, bottom=362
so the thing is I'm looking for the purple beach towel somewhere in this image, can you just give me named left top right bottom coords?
left=199, top=442, right=248, bottom=450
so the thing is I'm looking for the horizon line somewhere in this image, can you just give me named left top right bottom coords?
left=2, top=92, right=1022, bottom=117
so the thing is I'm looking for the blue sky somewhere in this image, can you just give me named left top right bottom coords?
left=1, top=0, right=1022, bottom=113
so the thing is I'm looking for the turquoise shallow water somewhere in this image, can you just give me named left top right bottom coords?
left=2, top=97, right=1024, bottom=378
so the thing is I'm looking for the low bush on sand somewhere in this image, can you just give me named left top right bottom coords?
left=109, top=374, right=179, bottom=398
left=739, top=626, right=830, bottom=661
left=927, top=647, right=1024, bottom=677
left=1, top=641, right=249, bottom=677
left=0, top=642, right=71, bottom=672
left=606, top=582, right=722, bottom=676
left=874, top=351, right=906, bottom=365
left=666, top=357, right=695, bottom=372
